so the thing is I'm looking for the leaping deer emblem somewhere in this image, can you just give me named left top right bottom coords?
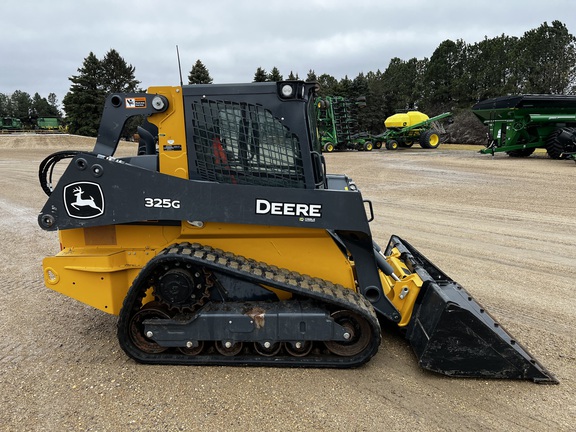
left=71, top=186, right=102, bottom=212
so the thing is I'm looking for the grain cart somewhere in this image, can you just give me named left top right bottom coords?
left=37, top=81, right=557, bottom=383
left=315, top=96, right=375, bottom=152
left=375, top=111, right=452, bottom=150
left=472, top=94, right=576, bottom=159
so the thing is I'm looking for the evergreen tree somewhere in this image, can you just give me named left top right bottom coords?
left=350, top=73, right=371, bottom=130
left=287, top=70, right=299, bottom=80
left=0, top=93, right=12, bottom=117
left=10, top=90, right=32, bottom=120
left=515, top=21, right=576, bottom=94
left=380, top=57, right=426, bottom=115
left=316, top=73, right=338, bottom=97
left=422, top=39, right=467, bottom=112
left=351, top=73, right=369, bottom=99
left=102, top=49, right=141, bottom=92
left=63, top=50, right=140, bottom=137
left=63, top=52, right=106, bottom=136
left=267, top=67, right=283, bottom=82
left=337, top=75, right=353, bottom=97
left=102, top=49, right=142, bottom=138
left=47, top=93, right=61, bottom=116
left=31, top=93, right=59, bottom=118
left=306, top=70, right=317, bottom=82
left=253, top=67, right=268, bottom=82
left=188, top=59, right=213, bottom=84
left=464, top=36, right=518, bottom=102
left=364, top=70, right=387, bottom=133
left=1, top=92, right=60, bottom=119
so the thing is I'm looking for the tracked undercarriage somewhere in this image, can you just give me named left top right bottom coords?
left=118, top=243, right=381, bottom=366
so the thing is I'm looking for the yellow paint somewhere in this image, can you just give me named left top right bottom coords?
left=147, top=86, right=189, bottom=179
left=379, top=247, right=424, bottom=327
left=385, top=111, right=429, bottom=129
left=44, top=222, right=357, bottom=315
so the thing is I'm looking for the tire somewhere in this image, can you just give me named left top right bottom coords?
left=323, top=142, right=335, bottom=152
left=419, top=130, right=441, bottom=149
left=374, top=141, right=382, bottom=149
left=385, top=140, right=399, bottom=150
left=546, top=127, right=576, bottom=159
left=506, top=148, right=536, bottom=157
left=364, top=142, right=373, bottom=151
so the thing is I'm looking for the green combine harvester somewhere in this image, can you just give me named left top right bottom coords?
left=315, top=96, right=376, bottom=152
left=472, top=95, right=576, bottom=161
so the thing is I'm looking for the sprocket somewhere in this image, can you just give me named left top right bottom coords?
left=154, top=263, right=212, bottom=312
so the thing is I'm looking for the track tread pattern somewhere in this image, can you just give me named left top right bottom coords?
left=117, top=242, right=382, bottom=368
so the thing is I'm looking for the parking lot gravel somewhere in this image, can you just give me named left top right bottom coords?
left=1, top=135, right=574, bottom=431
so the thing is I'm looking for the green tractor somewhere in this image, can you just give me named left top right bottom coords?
left=374, top=111, right=452, bottom=150
left=1, top=117, right=22, bottom=131
left=315, top=96, right=376, bottom=152
left=472, top=95, right=576, bottom=160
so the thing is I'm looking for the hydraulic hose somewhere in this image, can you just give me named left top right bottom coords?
left=372, top=241, right=400, bottom=281
left=38, top=150, right=83, bottom=196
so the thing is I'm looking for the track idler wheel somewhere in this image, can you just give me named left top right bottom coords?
left=129, top=302, right=171, bottom=354
left=324, top=310, right=371, bottom=356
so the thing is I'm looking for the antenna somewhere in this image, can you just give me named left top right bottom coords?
left=176, top=45, right=183, bottom=87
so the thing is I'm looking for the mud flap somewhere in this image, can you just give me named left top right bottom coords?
left=385, top=235, right=558, bottom=384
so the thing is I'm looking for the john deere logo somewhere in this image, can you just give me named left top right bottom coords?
left=63, top=182, right=104, bottom=219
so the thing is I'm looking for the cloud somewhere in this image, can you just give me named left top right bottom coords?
left=1, top=0, right=574, bottom=104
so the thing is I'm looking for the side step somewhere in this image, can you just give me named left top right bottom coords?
left=385, top=235, right=559, bottom=384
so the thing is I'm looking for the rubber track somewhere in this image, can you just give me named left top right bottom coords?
left=118, top=242, right=382, bottom=368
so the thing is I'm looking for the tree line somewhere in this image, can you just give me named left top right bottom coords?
left=306, top=20, right=576, bottom=137
left=0, top=91, right=60, bottom=128
left=2, top=20, right=574, bottom=141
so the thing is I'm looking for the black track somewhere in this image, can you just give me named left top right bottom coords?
left=117, top=242, right=381, bottom=367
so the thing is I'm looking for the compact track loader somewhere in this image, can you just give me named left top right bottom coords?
left=38, top=81, right=557, bottom=383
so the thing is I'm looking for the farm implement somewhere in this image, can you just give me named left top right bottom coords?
left=315, top=96, right=375, bottom=152
left=472, top=94, right=576, bottom=159
left=375, top=111, right=452, bottom=150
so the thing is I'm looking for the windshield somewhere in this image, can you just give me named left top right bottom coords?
left=190, top=98, right=306, bottom=188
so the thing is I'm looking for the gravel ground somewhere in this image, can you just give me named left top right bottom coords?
left=1, top=135, right=575, bottom=431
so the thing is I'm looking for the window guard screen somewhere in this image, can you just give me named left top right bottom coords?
left=191, top=99, right=306, bottom=188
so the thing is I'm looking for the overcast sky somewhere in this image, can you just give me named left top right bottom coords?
left=2, top=0, right=575, bottom=106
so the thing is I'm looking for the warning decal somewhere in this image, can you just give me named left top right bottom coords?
left=125, top=97, right=147, bottom=109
